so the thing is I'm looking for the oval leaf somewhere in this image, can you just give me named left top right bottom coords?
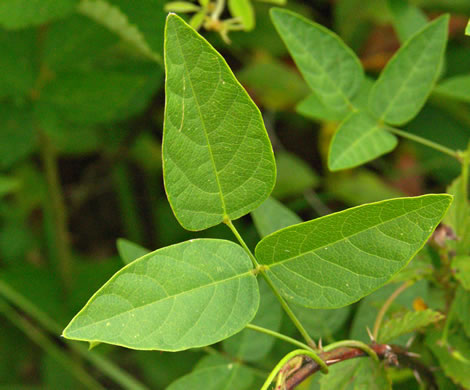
left=369, top=15, right=449, bottom=125
left=328, top=111, right=398, bottom=171
left=228, top=0, right=255, bottom=31
left=163, top=14, right=276, bottom=231
left=255, top=195, right=452, bottom=309
left=270, top=8, right=364, bottom=114
left=63, top=239, right=259, bottom=351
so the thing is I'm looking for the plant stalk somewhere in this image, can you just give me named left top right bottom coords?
left=246, top=323, right=314, bottom=352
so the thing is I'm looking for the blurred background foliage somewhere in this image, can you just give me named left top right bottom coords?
left=0, top=0, right=469, bottom=389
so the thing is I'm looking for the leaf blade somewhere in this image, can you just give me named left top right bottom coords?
left=163, top=14, right=275, bottom=231
left=63, top=239, right=259, bottom=351
left=255, top=195, right=452, bottom=308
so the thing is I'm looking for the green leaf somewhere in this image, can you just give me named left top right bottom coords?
left=387, top=0, right=428, bottom=43
left=272, top=151, right=318, bottom=199
left=320, top=359, right=391, bottom=390
left=223, top=279, right=282, bottom=361
left=190, top=10, right=206, bottom=30
left=228, top=0, right=255, bottom=31
left=0, top=0, right=77, bottom=29
left=369, top=15, right=449, bottom=125
left=270, top=8, right=364, bottom=114
left=251, top=197, right=302, bottom=238
left=378, top=309, right=444, bottom=343
left=0, top=176, right=19, bottom=198
left=62, top=239, right=259, bottom=351
left=77, top=0, right=164, bottom=64
left=452, top=256, right=470, bottom=290
left=466, top=19, right=470, bottom=35
left=328, top=111, right=398, bottom=171
left=454, top=287, right=470, bottom=338
left=163, top=14, right=276, bottom=231
left=434, top=75, right=470, bottom=104
left=445, top=175, right=470, bottom=254
left=426, top=330, right=470, bottom=388
left=167, top=355, right=256, bottom=390
left=116, top=238, right=149, bottom=265
left=165, top=2, right=201, bottom=13
left=255, top=195, right=452, bottom=309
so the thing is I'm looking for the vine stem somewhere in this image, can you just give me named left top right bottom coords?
left=322, top=340, right=379, bottom=361
left=386, top=127, right=460, bottom=160
left=246, top=324, right=315, bottom=352
left=225, top=219, right=317, bottom=349
left=0, top=280, right=149, bottom=390
left=372, top=281, right=414, bottom=341
left=0, top=301, right=105, bottom=390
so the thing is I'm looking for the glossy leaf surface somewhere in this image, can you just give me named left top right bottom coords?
left=328, top=111, right=398, bottom=171
left=271, top=8, right=363, bottom=114
left=63, top=239, right=259, bottom=351
left=369, top=15, right=449, bottom=125
left=163, top=14, right=275, bottom=230
left=255, top=195, right=452, bottom=308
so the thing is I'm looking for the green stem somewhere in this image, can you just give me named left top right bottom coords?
left=260, top=349, right=328, bottom=390
left=38, top=130, right=73, bottom=289
left=0, top=301, right=105, bottom=390
left=441, top=297, right=457, bottom=345
left=0, top=280, right=149, bottom=390
left=322, top=340, right=379, bottom=362
left=225, top=219, right=316, bottom=349
left=246, top=324, right=314, bottom=352
left=386, top=127, right=460, bottom=160
left=211, top=0, right=225, bottom=20
left=373, top=281, right=413, bottom=341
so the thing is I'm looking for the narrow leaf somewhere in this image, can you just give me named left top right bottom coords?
left=251, top=197, right=301, bottom=238
left=271, top=8, right=364, bottom=114
left=388, top=0, right=428, bottom=43
left=369, top=15, right=449, bottom=125
left=165, top=2, right=201, bottom=13
left=328, top=111, right=398, bottom=171
left=255, top=195, right=452, bottom=309
left=116, top=238, right=149, bottom=264
left=163, top=14, right=275, bottom=231
left=379, top=309, right=444, bottom=343
left=63, top=239, right=259, bottom=351
left=434, top=75, right=470, bottom=104
left=190, top=10, right=206, bottom=30
left=228, top=0, right=255, bottom=31
left=466, top=19, right=470, bottom=35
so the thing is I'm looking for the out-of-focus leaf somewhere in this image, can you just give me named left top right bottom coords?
left=466, top=19, right=469, bottom=35
left=116, top=238, right=149, bottom=265
left=320, top=359, right=391, bottom=390
left=434, top=75, right=470, bottom=104
left=189, top=10, right=206, bottom=30
left=455, top=287, right=470, bottom=338
left=42, top=355, right=82, bottom=390
left=0, top=0, right=77, bottom=29
left=426, top=330, right=470, bottom=388
left=165, top=2, right=201, bottom=13
left=251, top=197, right=301, bottom=238
left=78, top=0, right=164, bottom=64
left=327, top=170, right=404, bottom=206
left=237, top=60, right=309, bottom=110
left=328, top=111, right=398, bottom=171
left=387, top=0, right=428, bottom=43
left=0, top=103, right=35, bottom=169
left=228, top=0, right=255, bottom=31
left=379, top=309, right=444, bottom=343
left=223, top=279, right=282, bottom=361
left=0, top=176, right=20, bottom=198
left=452, top=256, right=470, bottom=290
left=272, top=151, right=318, bottom=199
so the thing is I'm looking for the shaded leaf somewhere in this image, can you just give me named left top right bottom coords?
left=63, top=239, right=259, bottom=351
left=369, top=15, right=449, bottom=125
left=271, top=8, right=363, bottom=114
left=255, top=195, right=451, bottom=308
left=455, top=287, right=470, bottom=338
left=328, top=111, right=398, bottom=171
left=163, top=14, right=275, bottom=231
left=379, top=309, right=444, bottom=343
left=251, top=197, right=301, bottom=238
left=434, top=75, right=470, bottom=104
left=0, top=176, right=20, bottom=198
left=452, top=256, right=470, bottom=290
left=116, top=238, right=149, bottom=265
left=387, top=0, right=428, bottom=43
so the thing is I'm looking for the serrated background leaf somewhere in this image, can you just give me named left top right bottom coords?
left=63, top=239, right=259, bottom=351
left=328, top=111, right=398, bottom=171
left=369, top=15, right=449, bottom=125
left=255, top=195, right=452, bottom=308
left=163, top=14, right=275, bottom=231
left=271, top=8, right=363, bottom=114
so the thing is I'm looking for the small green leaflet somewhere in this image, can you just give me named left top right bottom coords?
left=328, top=111, right=398, bottom=171
left=62, top=239, right=259, bottom=351
left=271, top=8, right=363, bottom=114
left=228, top=0, right=255, bottom=31
left=369, top=15, right=449, bottom=125
left=378, top=309, right=444, bottom=343
left=434, top=75, right=470, bottom=104
left=255, top=195, right=452, bottom=309
left=163, top=14, right=275, bottom=231
left=116, top=238, right=149, bottom=264
left=466, top=19, right=470, bottom=35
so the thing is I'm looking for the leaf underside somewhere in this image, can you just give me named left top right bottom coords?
left=255, top=195, right=452, bottom=309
